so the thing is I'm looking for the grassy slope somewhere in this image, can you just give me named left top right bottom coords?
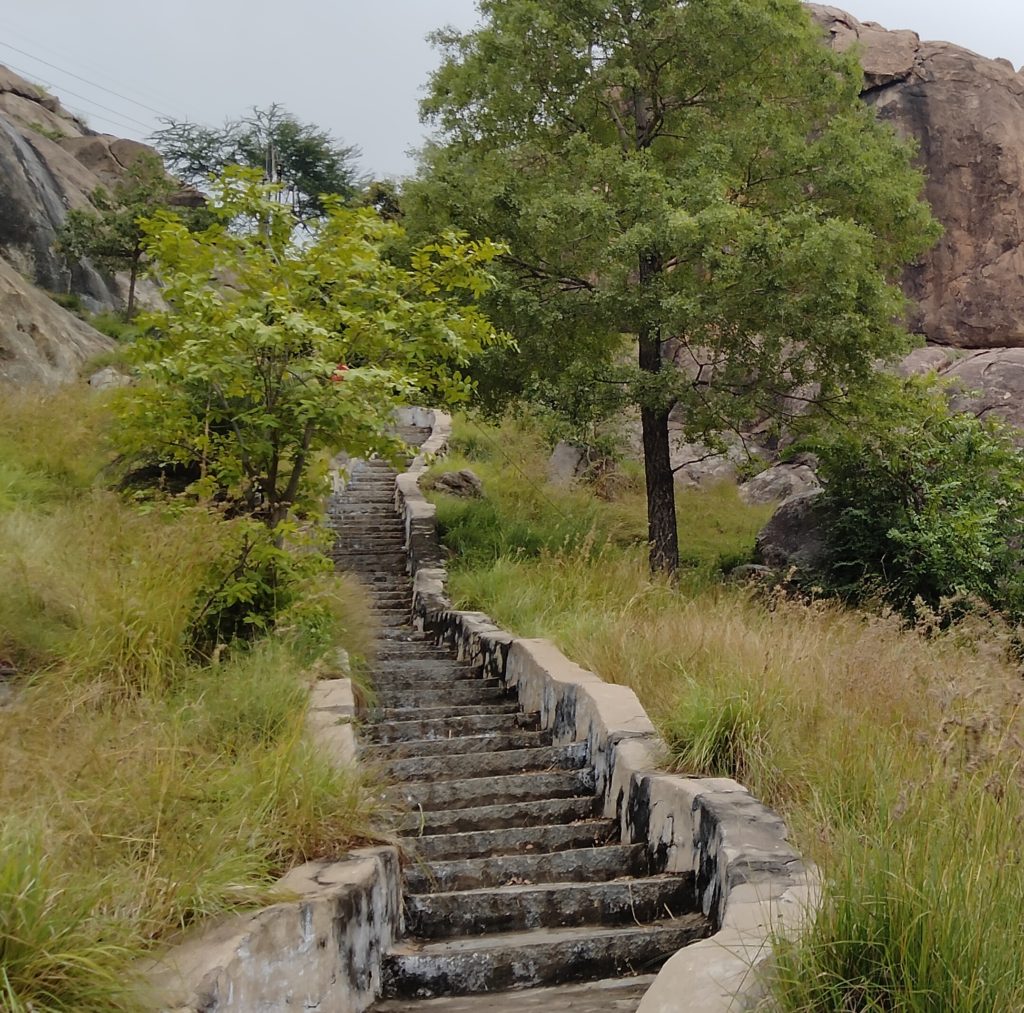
left=428, top=416, right=1024, bottom=1011
left=0, top=391, right=381, bottom=1012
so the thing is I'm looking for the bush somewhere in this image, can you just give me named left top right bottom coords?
left=808, top=376, right=1024, bottom=619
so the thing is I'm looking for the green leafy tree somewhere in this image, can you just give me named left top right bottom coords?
left=116, top=168, right=505, bottom=535
left=59, top=154, right=197, bottom=319
left=407, top=0, right=940, bottom=573
left=808, top=376, right=1024, bottom=619
left=152, top=104, right=362, bottom=222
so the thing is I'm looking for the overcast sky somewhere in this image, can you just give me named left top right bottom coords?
left=4, top=2, right=1023, bottom=178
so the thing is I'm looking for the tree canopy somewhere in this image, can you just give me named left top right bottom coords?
left=116, top=169, right=505, bottom=531
left=59, top=154, right=199, bottom=319
left=151, top=104, right=361, bottom=222
left=407, top=0, right=940, bottom=572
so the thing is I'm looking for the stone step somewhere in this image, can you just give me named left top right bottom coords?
left=397, top=795, right=602, bottom=837
left=381, top=743, right=587, bottom=784
left=366, top=712, right=540, bottom=745
left=370, top=672, right=486, bottom=695
left=380, top=917, right=709, bottom=999
left=373, top=701, right=521, bottom=723
left=405, top=874, right=695, bottom=938
left=406, top=820, right=618, bottom=863
left=373, top=646, right=455, bottom=661
left=335, top=537, right=406, bottom=549
left=386, top=767, right=596, bottom=813
left=361, top=729, right=554, bottom=763
left=404, top=843, right=647, bottom=894
left=332, top=551, right=407, bottom=566
left=376, top=614, right=415, bottom=629
left=371, top=975, right=657, bottom=1013
left=370, top=666, right=489, bottom=690
left=374, top=684, right=510, bottom=710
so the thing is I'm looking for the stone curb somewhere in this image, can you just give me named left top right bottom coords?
left=394, top=410, right=818, bottom=1012
left=143, top=849, right=402, bottom=1012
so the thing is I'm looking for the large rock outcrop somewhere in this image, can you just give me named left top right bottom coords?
left=0, top=65, right=165, bottom=313
left=809, top=5, right=1024, bottom=350
left=0, top=257, right=111, bottom=387
left=0, top=65, right=175, bottom=386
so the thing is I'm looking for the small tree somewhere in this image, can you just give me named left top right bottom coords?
left=152, top=104, right=362, bottom=223
left=116, top=169, right=505, bottom=533
left=408, top=0, right=940, bottom=574
left=59, top=154, right=194, bottom=320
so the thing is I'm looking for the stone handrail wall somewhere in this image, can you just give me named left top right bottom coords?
left=394, top=409, right=817, bottom=1012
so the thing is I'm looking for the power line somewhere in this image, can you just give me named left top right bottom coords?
left=1, top=58, right=155, bottom=133
left=0, top=39, right=173, bottom=120
left=0, top=20, right=186, bottom=117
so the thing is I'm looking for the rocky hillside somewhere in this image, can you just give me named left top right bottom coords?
left=0, top=65, right=164, bottom=385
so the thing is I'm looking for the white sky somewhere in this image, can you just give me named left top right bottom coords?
left=5, top=2, right=1022, bottom=178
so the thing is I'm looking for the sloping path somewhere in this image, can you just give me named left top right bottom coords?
left=328, top=432, right=709, bottom=1010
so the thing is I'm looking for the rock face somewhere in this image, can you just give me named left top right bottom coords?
left=0, top=257, right=111, bottom=387
left=0, top=64, right=173, bottom=386
left=739, top=462, right=822, bottom=506
left=945, top=349, right=1024, bottom=434
left=754, top=491, right=830, bottom=573
left=432, top=469, right=484, bottom=498
left=0, top=64, right=166, bottom=314
left=810, top=5, right=1024, bottom=350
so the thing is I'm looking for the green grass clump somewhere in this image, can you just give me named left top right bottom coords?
left=774, top=773, right=1024, bottom=1012
left=432, top=412, right=1024, bottom=1010
left=0, top=389, right=381, bottom=1010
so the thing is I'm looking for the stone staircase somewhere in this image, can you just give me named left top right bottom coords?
left=328, top=434, right=710, bottom=1010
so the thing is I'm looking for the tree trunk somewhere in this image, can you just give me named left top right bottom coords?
left=636, top=243, right=678, bottom=575
left=639, top=331, right=679, bottom=575
left=126, top=253, right=139, bottom=321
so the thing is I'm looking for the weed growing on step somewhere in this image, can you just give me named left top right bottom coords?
left=0, top=390, right=382, bottom=1010
left=432, top=414, right=1024, bottom=1011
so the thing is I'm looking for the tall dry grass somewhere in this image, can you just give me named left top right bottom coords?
left=0, top=389, right=381, bottom=1011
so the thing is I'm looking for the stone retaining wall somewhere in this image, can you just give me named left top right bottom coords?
left=396, top=409, right=817, bottom=1012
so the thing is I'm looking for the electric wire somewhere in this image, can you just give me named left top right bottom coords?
left=0, top=21, right=186, bottom=116
left=1, top=58, right=155, bottom=134
left=0, top=39, right=173, bottom=120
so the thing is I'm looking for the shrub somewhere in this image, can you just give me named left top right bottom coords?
left=807, top=376, right=1024, bottom=619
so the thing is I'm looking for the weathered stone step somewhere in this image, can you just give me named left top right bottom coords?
left=366, top=712, right=540, bottom=745
left=361, top=729, right=554, bottom=763
left=375, top=614, right=416, bottom=629
left=335, top=537, right=406, bottom=549
left=370, top=590, right=413, bottom=603
left=374, top=684, right=510, bottom=710
left=371, top=974, right=657, bottom=1012
left=404, top=843, right=647, bottom=894
left=369, top=668, right=485, bottom=691
left=380, top=916, right=709, bottom=998
left=373, top=649, right=454, bottom=664
left=405, top=874, right=695, bottom=938
left=374, top=684, right=505, bottom=708
left=386, top=768, right=596, bottom=813
left=397, top=795, right=601, bottom=837
left=332, top=550, right=407, bottom=566
left=406, top=820, right=617, bottom=863
left=372, top=670, right=494, bottom=693
left=381, top=743, right=587, bottom=784
left=373, top=701, right=521, bottom=723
